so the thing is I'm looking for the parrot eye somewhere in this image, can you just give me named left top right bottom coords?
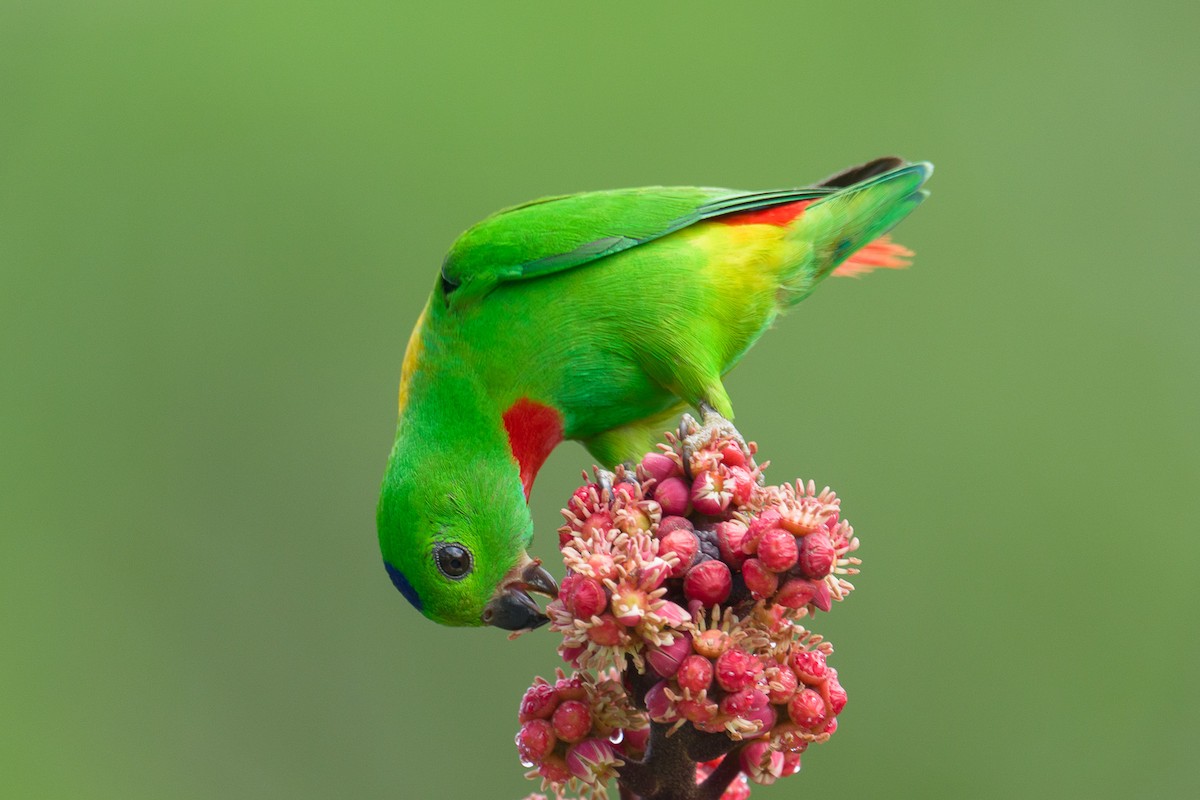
left=433, top=542, right=473, bottom=580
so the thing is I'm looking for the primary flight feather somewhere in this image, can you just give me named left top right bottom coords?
left=378, top=157, right=932, bottom=629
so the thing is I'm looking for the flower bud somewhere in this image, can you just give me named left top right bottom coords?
left=788, top=649, right=828, bottom=685
left=676, top=654, right=714, bottom=694
left=715, top=647, right=763, bottom=692
left=741, top=740, right=784, bottom=785
left=787, top=688, right=828, bottom=731
left=714, top=520, right=749, bottom=567
left=742, top=558, right=779, bottom=599
left=566, top=738, right=620, bottom=784
left=645, top=634, right=692, bottom=678
left=519, top=682, right=560, bottom=722
left=641, top=451, right=679, bottom=481
left=691, top=470, right=732, bottom=516
left=660, top=529, right=700, bottom=578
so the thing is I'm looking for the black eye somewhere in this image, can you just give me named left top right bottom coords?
left=434, top=542, right=473, bottom=580
left=440, top=269, right=459, bottom=296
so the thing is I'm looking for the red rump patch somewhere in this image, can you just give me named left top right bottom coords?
left=719, top=199, right=814, bottom=227
left=503, top=399, right=564, bottom=501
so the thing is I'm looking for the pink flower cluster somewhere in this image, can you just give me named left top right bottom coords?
left=517, top=415, right=863, bottom=800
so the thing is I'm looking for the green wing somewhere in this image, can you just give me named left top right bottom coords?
left=439, top=185, right=835, bottom=304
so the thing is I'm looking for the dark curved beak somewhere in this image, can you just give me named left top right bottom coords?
left=481, top=555, right=559, bottom=632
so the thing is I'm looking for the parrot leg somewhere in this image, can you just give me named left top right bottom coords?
left=679, top=401, right=753, bottom=476
left=593, top=463, right=639, bottom=503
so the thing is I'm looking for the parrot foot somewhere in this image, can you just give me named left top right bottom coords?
left=679, top=402, right=753, bottom=477
left=594, top=463, right=638, bottom=502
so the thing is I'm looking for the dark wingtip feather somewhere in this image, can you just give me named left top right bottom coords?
left=818, top=157, right=907, bottom=188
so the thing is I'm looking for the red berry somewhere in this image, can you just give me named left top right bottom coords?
left=641, top=451, right=679, bottom=481
left=715, top=647, right=763, bottom=692
left=657, top=515, right=694, bottom=536
left=693, top=629, right=730, bottom=659
left=581, top=510, right=613, bottom=538
left=683, top=560, right=732, bottom=607
left=645, top=680, right=676, bottom=721
left=798, top=531, right=835, bottom=578
left=727, top=466, right=755, bottom=506
left=660, top=529, right=700, bottom=577
left=742, top=702, right=777, bottom=736
left=776, top=578, right=818, bottom=609
left=538, top=752, right=573, bottom=783
left=714, top=520, right=749, bottom=567
left=555, top=674, right=587, bottom=701
left=810, top=579, right=833, bottom=612
left=742, top=558, right=779, bottom=599
left=516, top=718, right=557, bottom=763
left=787, top=688, right=828, bottom=730
left=788, top=649, right=828, bottom=685
left=758, top=528, right=799, bottom=572
left=719, top=442, right=747, bottom=469
left=719, top=686, right=769, bottom=717
left=766, top=662, right=798, bottom=704
left=519, top=682, right=560, bottom=722
left=552, top=700, right=593, bottom=743
left=742, top=509, right=782, bottom=554
left=653, top=477, right=691, bottom=517
left=677, top=695, right=719, bottom=724
left=586, top=614, right=625, bottom=646
left=675, top=654, right=714, bottom=694
left=567, top=576, right=607, bottom=620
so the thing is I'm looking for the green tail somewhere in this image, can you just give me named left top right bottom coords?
left=779, top=161, right=932, bottom=305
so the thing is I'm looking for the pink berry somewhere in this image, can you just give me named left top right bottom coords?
left=683, top=560, right=732, bottom=607
left=782, top=751, right=802, bottom=775
left=519, top=682, right=560, bottom=722
left=516, top=718, right=557, bottom=764
left=742, top=509, right=782, bottom=554
left=787, top=688, right=828, bottom=730
left=641, top=451, right=679, bottom=481
left=660, top=529, right=700, bottom=577
left=677, top=695, right=719, bottom=724
left=656, top=600, right=689, bottom=626
left=714, top=520, right=749, bottom=567
left=798, top=531, right=835, bottom=578
left=552, top=700, right=593, bottom=743
left=758, top=528, right=799, bottom=572
left=823, top=716, right=839, bottom=735
left=742, top=558, right=779, bottom=599
left=690, top=470, right=732, bottom=516
left=776, top=578, right=818, bottom=609
left=715, top=647, right=763, bottom=692
left=788, top=649, right=828, bottom=685
left=646, top=634, right=693, bottom=678
left=653, top=476, right=691, bottom=517
left=657, top=515, right=694, bottom=536
left=675, top=654, right=714, bottom=694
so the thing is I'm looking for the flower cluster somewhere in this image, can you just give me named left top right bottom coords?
left=517, top=414, right=863, bottom=800
left=516, top=669, right=647, bottom=799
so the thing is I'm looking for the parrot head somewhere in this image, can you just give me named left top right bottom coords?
left=377, top=441, right=557, bottom=630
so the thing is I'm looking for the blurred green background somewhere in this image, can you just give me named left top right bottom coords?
left=3, top=2, right=1197, bottom=798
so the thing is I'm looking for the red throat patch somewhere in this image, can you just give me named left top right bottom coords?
left=719, top=199, right=814, bottom=227
left=502, top=399, right=564, bottom=501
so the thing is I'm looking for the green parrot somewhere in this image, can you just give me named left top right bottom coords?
left=378, top=157, right=932, bottom=629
